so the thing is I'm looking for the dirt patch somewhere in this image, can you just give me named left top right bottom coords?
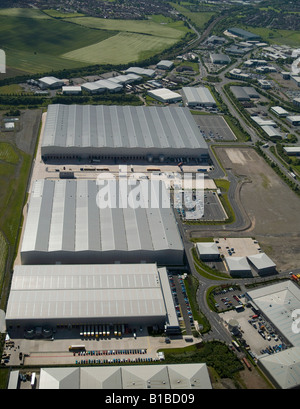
left=214, top=146, right=300, bottom=271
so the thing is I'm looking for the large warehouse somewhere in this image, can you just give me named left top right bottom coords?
left=20, top=178, right=184, bottom=266
left=182, top=86, right=216, bottom=107
left=5, top=263, right=180, bottom=333
left=34, top=363, right=212, bottom=389
left=41, top=104, right=209, bottom=162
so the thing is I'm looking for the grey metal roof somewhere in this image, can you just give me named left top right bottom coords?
left=247, top=253, right=276, bottom=270
left=247, top=281, right=300, bottom=348
left=259, top=347, right=300, bottom=389
left=225, top=256, right=251, bottom=272
left=41, top=104, right=207, bottom=152
left=21, top=179, right=183, bottom=263
left=182, top=87, right=216, bottom=105
left=6, top=264, right=171, bottom=321
left=196, top=242, right=220, bottom=256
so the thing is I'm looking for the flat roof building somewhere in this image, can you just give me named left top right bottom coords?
left=258, top=347, right=300, bottom=389
left=195, top=242, right=220, bottom=261
left=37, top=364, right=212, bottom=389
left=125, top=67, right=156, bottom=77
left=225, top=256, right=252, bottom=277
left=247, top=253, right=276, bottom=275
left=261, top=125, right=281, bottom=138
left=283, top=146, right=300, bottom=156
left=156, top=60, right=174, bottom=70
left=62, top=86, right=82, bottom=95
left=38, top=76, right=64, bottom=89
left=246, top=281, right=300, bottom=348
left=41, top=104, right=209, bottom=161
left=147, top=88, right=182, bottom=103
left=20, top=178, right=184, bottom=266
left=271, top=106, right=289, bottom=117
left=287, top=115, right=300, bottom=126
left=81, top=82, right=106, bottom=94
left=227, top=27, right=260, bottom=40
left=5, top=263, right=179, bottom=331
left=182, top=86, right=216, bottom=107
left=210, top=53, right=231, bottom=64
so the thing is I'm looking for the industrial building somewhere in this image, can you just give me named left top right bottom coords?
left=283, top=146, right=300, bottom=156
left=210, top=53, right=231, bottom=64
left=5, top=263, right=180, bottom=333
left=287, top=115, right=300, bottom=126
left=38, top=76, right=65, bottom=90
left=224, top=256, right=252, bottom=277
left=270, top=106, right=289, bottom=117
left=231, top=86, right=260, bottom=101
left=94, top=79, right=123, bottom=93
left=230, top=86, right=257, bottom=101
left=246, top=281, right=300, bottom=388
left=125, top=67, right=156, bottom=77
left=246, top=281, right=300, bottom=349
left=247, top=253, right=276, bottom=275
left=195, top=242, right=220, bottom=261
left=258, top=347, right=300, bottom=389
left=156, top=60, right=174, bottom=70
left=147, top=88, right=182, bottom=103
left=261, top=125, right=281, bottom=139
left=182, top=86, right=216, bottom=107
left=227, top=27, right=260, bottom=41
left=62, top=86, right=82, bottom=95
left=251, top=116, right=276, bottom=127
left=20, top=178, right=184, bottom=266
left=41, top=104, right=209, bottom=162
left=81, top=82, right=106, bottom=94
left=34, top=364, right=212, bottom=389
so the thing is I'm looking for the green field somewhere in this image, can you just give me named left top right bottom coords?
left=170, top=3, right=215, bottom=30
left=242, top=26, right=300, bottom=47
left=63, top=32, right=178, bottom=65
left=0, top=8, right=190, bottom=73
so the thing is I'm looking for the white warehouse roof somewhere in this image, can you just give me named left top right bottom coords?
left=247, top=281, right=300, bottom=348
left=182, top=87, right=216, bottom=106
left=125, top=67, right=156, bottom=77
left=38, top=364, right=212, bottom=389
left=41, top=104, right=208, bottom=159
left=6, top=263, right=178, bottom=328
left=20, top=178, right=184, bottom=266
left=225, top=256, right=251, bottom=272
left=247, top=253, right=276, bottom=271
left=147, top=88, right=182, bottom=103
left=258, top=347, right=300, bottom=389
left=196, top=242, right=220, bottom=257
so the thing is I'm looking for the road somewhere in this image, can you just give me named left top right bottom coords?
left=171, top=14, right=300, bottom=345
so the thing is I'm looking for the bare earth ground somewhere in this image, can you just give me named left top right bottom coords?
left=214, top=146, right=300, bottom=272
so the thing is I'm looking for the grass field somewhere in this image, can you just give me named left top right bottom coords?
left=63, top=31, right=178, bottom=65
left=170, top=3, right=215, bottom=30
left=65, top=16, right=187, bottom=38
left=235, top=26, right=300, bottom=47
left=0, top=8, right=190, bottom=73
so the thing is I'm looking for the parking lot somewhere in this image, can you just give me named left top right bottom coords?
left=222, top=303, right=288, bottom=359
left=214, top=237, right=261, bottom=258
left=212, top=285, right=245, bottom=312
left=192, top=114, right=237, bottom=141
left=168, top=273, right=194, bottom=334
left=174, top=190, right=227, bottom=221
